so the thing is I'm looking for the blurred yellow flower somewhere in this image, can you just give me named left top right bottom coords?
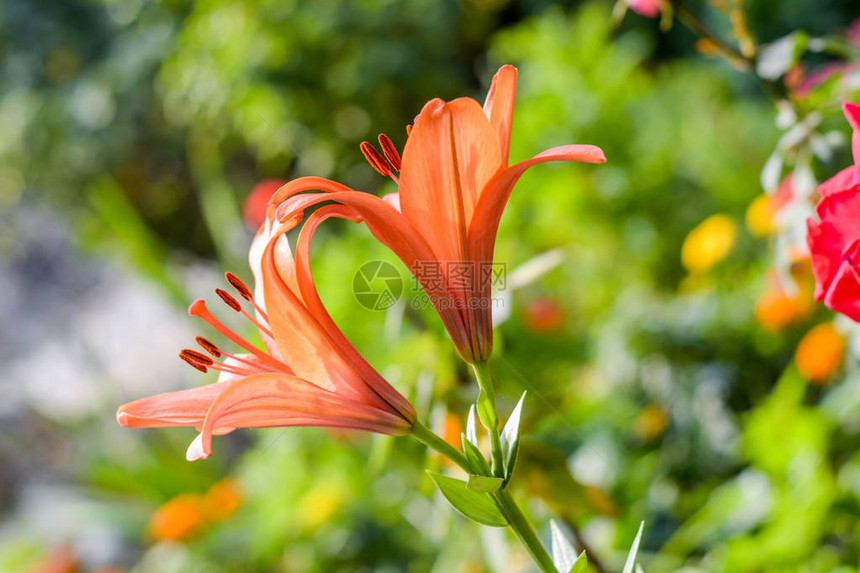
left=746, top=176, right=795, bottom=237
left=795, top=322, right=846, bottom=385
left=148, top=493, right=206, bottom=542
left=635, top=403, right=669, bottom=441
left=299, top=480, right=346, bottom=529
left=745, top=194, right=777, bottom=237
left=681, top=214, right=737, bottom=273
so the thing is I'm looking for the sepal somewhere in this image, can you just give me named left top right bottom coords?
left=500, top=391, right=526, bottom=483
left=467, top=474, right=504, bottom=493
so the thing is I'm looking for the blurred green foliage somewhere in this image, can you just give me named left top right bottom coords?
left=4, top=0, right=860, bottom=572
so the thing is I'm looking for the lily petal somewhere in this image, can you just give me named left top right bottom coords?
left=117, top=383, right=225, bottom=428
left=258, top=225, right=390, bottom=409
left=196, top=373, right=413, bottom=458
left=295, top=204, right=417, bottom=420
left=399, top=97, right=503, bottom=265
left=269, top=186, right=472, bottom=357
left=483, top=65, right=517, bottom=165
left=467, top=144, right=607, bottom=263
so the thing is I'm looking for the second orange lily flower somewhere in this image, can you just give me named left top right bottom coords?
left=117, top=207, right=416, bottom=460
left=268, top=65, right=606, bottom=363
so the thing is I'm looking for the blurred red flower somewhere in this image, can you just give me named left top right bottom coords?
left=243, top=179, right=286, bottom=229
left=807, top=102, right=860, bottom=322
left=522, top=297, right=566, bottom=334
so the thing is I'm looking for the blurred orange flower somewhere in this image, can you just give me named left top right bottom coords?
left=148, top=493, right=207, bottom=542
left=755, top=284, right=813, bottom=332
left=203, top=478, right=243, bottom=522
left=795, top=322, right=846, bottom=385
left=439, top=411, right=463, bottom=451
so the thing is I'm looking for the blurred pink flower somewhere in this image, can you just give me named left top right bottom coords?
left=117, top=210, right=415, bottom=460
left=626, top=0, right=662, bottom=18
left=788, top=20, right=860, bottom=98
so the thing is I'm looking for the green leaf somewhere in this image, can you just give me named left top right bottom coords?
left=570, top=552, right=588, bottom=573
left=500, top=392, right=526, bottom=483
left=427, top=471, right=507, bottom=527
left=622, top=521, right=645, bottom=573
left=476, top=389, right=499, bottom=431
left=467, top=474, right=504, bottom=493
left=461, top=433, right=491, bottom=476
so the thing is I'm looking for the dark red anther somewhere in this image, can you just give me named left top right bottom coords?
left=378, top=134, right=401, bottom=171
left=179, top=349, right=210, bottom=373
left=195, top=336, right=222, bottom=358
left=215, top=288, right=242, bottom=312
left=360, top=141, right=391, bottom=177
left=225, top=272, right=254, bottom=301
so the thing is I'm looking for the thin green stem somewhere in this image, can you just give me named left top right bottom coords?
left=471, top=361, right=505, bottom=478
left=410, top=420, right=471, bottom=473
left=494, top=489, right=557, bottom=573
left=410, top=384, right=559, bottom=572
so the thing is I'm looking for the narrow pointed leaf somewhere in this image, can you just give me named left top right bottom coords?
left=427, top=471, right=507, bottom=527
left=550, top=520, right=578, bottom=572
left=622, top=521, right=645, bottom=573
left=466, top=404, right=478, bottom=446
left=462, top=433, right=491, bottom=476
left=467, top=474, right=504, bottom=493
left=500, top=392, right=526, bottom=482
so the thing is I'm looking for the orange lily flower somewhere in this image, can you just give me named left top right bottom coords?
left=117, top=210, right=415, bottom=461
left=266, top=65, right=605, bottom=362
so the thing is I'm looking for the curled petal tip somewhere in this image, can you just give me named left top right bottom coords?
left=116, top=409, right=132, bottom=427
left=185, top=433, right=210, bottom=462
